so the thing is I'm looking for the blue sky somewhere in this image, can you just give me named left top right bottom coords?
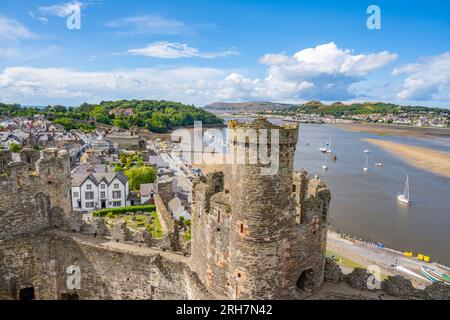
left=0, top=0, right=449, bottom=107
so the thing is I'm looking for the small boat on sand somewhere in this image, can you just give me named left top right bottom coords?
left=421, top=266, right=450, bottom=285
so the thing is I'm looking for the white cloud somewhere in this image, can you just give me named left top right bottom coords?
left=0, top=43, right=400, bottom=105
left=38, top=1, right=83, bottom=17
left=0, top=66, right=228, bottom=105
left=105, top=15, right=187, bottom=35
left=257, top=42, right=397, bottom=100
left=0, top=16, right=35, bottom=41
left=393, top=52, right=450, bottom=101
left=127, top=42, right=238, bottom=59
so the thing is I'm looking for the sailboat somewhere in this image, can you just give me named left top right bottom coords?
left=326, top=137, right=333, bottom=153
left=397, top=175, right=411, bottom=205
left=319, top=137, right=332, bottom=153
left=375, top=162, right=383, bottom=167
left=322, top=151, right=328, bottom=170
left=363, top=153, right=369, bottom=172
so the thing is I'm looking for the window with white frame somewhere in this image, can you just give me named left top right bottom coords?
left=86, top=184, right=92, bottom=190
left=114, top=183, right=120, bottom=189
left=100, top=191, right=106, bottom=198
left=100, top=184, right=105, bottom=189
left=85, top=202, right=94, bottom=208
left=73, top=191, right=79, bottom=198
left=85, top=192, right=94, bottom=200
left=112, top=201, right=121, bottom=207
left=112, top=191, right=121, bottom=199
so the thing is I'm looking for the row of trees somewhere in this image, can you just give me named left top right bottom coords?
left=114, top=152, right=156, bottom=191
left=1, top=100, right=223, bottom=133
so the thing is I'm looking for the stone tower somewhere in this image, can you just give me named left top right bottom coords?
left=227, top=118, right=300, bottom=299
left=190, top=118, right=331, bottom=300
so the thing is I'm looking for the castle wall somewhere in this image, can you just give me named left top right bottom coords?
left=190, top=171, right=224, bottom=296
left=0, top=149, right=71, bottom=241
left=0, top=232, right=192, bottom=300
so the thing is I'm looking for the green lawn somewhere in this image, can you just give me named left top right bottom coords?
left=103, top=211, right=163, bottom=239
left=326, top=250, right=365, bottom=270
left=326, top=250, right=389, bottom=280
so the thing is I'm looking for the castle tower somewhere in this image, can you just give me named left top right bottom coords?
left=227, top=118, right=299, bottom=299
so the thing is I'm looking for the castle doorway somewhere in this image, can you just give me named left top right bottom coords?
left=19, top=287, right=35, bottom=300
left=61, top=293, right=79, bottom=300
left=296, top=268, right=315, bottom=292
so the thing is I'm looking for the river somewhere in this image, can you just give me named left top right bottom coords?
left=205, top=118, right=450, bottom=265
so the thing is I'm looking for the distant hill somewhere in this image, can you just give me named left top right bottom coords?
left=204, top=100, right=450, bottom=115
left=204, top=101, right=299, bottom=111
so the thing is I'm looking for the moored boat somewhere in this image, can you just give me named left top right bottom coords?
left=421, top=266, right=450, bottom=285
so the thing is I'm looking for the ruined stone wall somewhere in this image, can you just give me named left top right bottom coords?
left=154, top=194, right=174, bottom=234
left=0, top=149, right=71, bottom=241
left=203, top=192, right=231, bottom=298
left=0, top=232, right=196, bottom=300
left=157, top=179, right=174, bottom=208
left=0, top=235, right=37, bottom=299
left=325, top=258, right=450, bottom=300
left=291, top=171, right=331, bottom=293
left=190, top=172, right=224, bottom=294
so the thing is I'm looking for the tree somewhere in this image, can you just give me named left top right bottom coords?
left=124, top=166, right=156, bottom=191
left=9, top=142, right=22, bottom=153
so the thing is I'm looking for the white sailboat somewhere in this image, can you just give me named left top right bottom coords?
left=322, top=151, right=328, bottom=170
left=319, top=137, right=332, bottom=153
left=397, top=175, right=411, bottom=205
left=363, top=153, right=369, bottom=172
left=326, top=137, right=332, bottom=153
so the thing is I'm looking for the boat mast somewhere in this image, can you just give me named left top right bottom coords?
left=405, top=175, right=410, bottom=199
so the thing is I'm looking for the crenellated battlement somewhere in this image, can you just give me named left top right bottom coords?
left=0, top=148, right=72, bottom=241
left=228, top=117, right=298, bottom=147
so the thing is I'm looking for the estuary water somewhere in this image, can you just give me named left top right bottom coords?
left=208, top=118, right=450, bottom=265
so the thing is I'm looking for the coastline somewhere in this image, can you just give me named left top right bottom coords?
left=194, top=156, right=450, bottom=286
left=363, top=138, right=450, bottom=179
left=333, top=122, right=450, bottom=139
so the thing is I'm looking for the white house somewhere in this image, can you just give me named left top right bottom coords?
left=71, top=172, right=129, bottom=211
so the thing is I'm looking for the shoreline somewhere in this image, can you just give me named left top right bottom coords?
left=326, top=230, right=450, bottom=288
left=333, top=122, right=450, bottom=139
left=363, top=138, right=450, bottom=179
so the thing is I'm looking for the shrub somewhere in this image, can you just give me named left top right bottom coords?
left=92, top=205, right=156, bottom=217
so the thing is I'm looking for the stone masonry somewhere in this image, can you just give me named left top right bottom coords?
left=190, top=118, right=331, bottom=299
left=1, top=122, right=448, bottom=300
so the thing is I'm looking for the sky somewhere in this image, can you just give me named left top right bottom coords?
left=0, top=0, right=449, bottom=107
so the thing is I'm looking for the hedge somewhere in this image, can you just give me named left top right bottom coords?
left=92, top=205, right=156, bottom=217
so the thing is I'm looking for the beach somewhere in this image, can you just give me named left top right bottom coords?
left=364, top=138, right=450, bottom=179
left=333, top=123, right=450, bottom=138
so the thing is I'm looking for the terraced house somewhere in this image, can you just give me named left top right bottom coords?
left=71, top=172, right=129, bottom=211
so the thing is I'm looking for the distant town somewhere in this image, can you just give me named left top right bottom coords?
left=206, top=101, right=450, bottom=128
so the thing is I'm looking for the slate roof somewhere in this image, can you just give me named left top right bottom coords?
left=72, top=171, right=128, bottom=187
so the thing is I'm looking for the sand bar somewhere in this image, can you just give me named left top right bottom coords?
left=364, top=138, right=450, bottom=179
left=334, top=123, right=450, bottom=138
